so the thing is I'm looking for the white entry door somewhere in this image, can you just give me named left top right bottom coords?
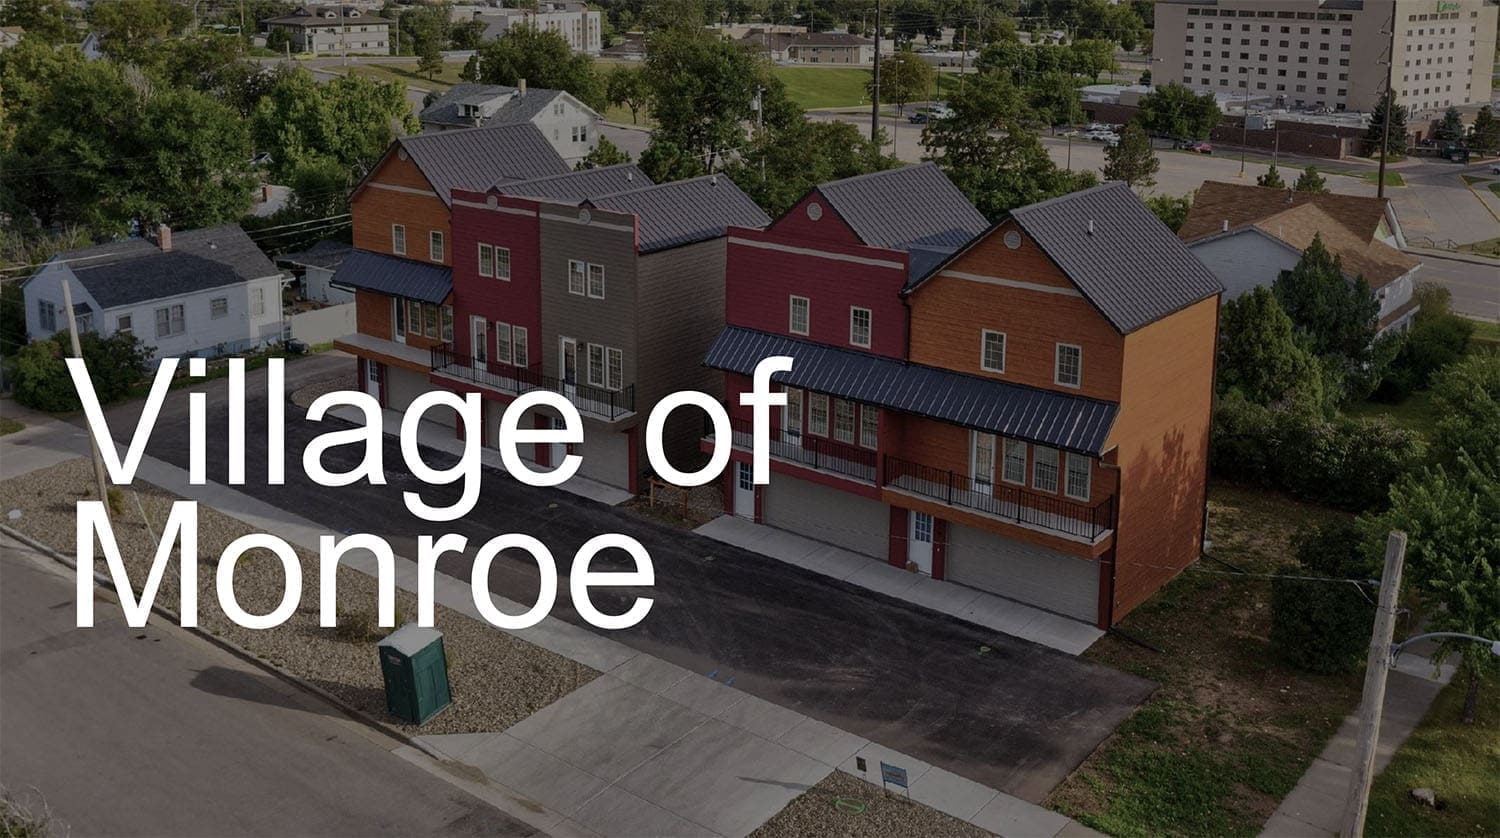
left=734, top=461, right=756, bottom=519
left=908, top=511, right=934, bottom=575
left=364, top=360, right=381, bottom=401
left=550, top=416, right=569, bottom=469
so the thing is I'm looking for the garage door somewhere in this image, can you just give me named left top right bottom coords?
left=576, top=427, right=632, bottom=490
left=945, top=525, right=1099, bottom=623
left=762, top=474, right=887, bottom=559
left=382, top=367, right=457, bottom=428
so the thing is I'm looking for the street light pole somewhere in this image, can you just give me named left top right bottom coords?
left=1238, top=65, right=1249, bottom=178
left=1376, top=4, right=1395, bottom=199
left=870, top=0, right=882, bottom=143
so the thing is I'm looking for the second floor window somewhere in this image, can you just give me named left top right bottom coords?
left=859, top=406, right=879, bottom=449
left=849, top=307, right=871, bottom=348
left=568, top=260, right=586, bottom=295
left=783, top=387, right=803, bottom=438
left=37, top=300, right=56, bottom=332
left=478, top=244, right=493, bottom=277
left=789, top=295, right=809, bottom=335
left=808, top=393, right=829, bottom=436
left=586, top=343, right=623, bottom=390
left=833, top=399, right=855, bottom=444
left=1033, top=445, right=1059, bottom=493
left=429, top=231, right=445, bottom=263
left=392, top=224, right=405, bottom=255
left=587, top=264, right=605, bottom=299
left=496, top=322, right=528, bottom=366
left=441, top=306, right=453, bottom=342
left=1056, top=344, right=1082, bottom=388
left=1002, top=438, right=1027, bottom=485
left=981, top=330, right=1006, bottom=373
left=1065, top=453, right=1092, bottom=501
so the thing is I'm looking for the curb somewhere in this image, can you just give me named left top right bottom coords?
left=0, top=523, right=451, bottom=765
left=1402, top=245, right=1500, bottom=266
left=1462, top=177, right=1500, bottom=225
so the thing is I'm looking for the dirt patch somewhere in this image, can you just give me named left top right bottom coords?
left=751, top=770, right=989, bottom=838
left=291, top=371, right=357, bottom=410
left=0, top=457, right=596, bottom=737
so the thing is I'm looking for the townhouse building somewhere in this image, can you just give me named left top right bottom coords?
left=436, top=170, right=770, bottom=493
left=331, top=124, right=570, bottom=415
left=261, top=5, right=391, bottom=56
left=417, top=83, right=602, bottom=164
left=707, top=178, right=1222, bottom=627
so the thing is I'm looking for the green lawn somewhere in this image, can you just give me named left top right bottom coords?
left=1363, top=171, right=1406, bottom=187
left=346, top=61, right=467, bottom=91
left=0, top=416, right=23, bottom=436
left=1460, top=174, right=1492, bottom=185
left=765, top=66, right=963, bottom=111
left=1469, top=318, right=1500, bottom=351
left=1365, top=674, right=1499, bottom=837
left=1489, top=182, right=1500, bottom=198
left=1457, top=237, right=1500, bottom=258
left=1346, top=389, right=1443, bottom=440
left=1048, top=485, right=1360, bottom=837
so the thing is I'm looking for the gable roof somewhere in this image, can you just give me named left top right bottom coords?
left=38, top=225, right=280, bottom=310
left=813, top=163, right=989, bottom=253
left=586, top=175, right=771, bottom=253
left=418, top=84, right=596, bottom=130
left=1249, top=203, right=1418, bottom=287
left=705, top=326, right=1119, bottom=455
left=931, top=181, right=1221, bottom=334
left=381, top=124, right=570, bottom=207
left=278, top=238, right=351, bottom=270
left=496, top=164, right=651, bottom=203
left=329, top=249, right=452, bottom=304
left=1178, top=180, right=1395, bottom=244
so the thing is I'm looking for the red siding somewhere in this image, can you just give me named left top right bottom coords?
left=449, top=189, right=543, bottom=377
left=764, top=190, right=864, bottom=246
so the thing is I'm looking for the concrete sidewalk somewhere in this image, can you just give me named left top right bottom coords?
left=694, top=515, right=1105, bottom=656
left=1260, top=653, right=1455, bottom=837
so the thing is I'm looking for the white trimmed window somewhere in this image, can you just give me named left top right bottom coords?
left=37, top=300, right=56, bottom=332
left=833, top=399, right=855, bottom=444
left=423, top=304, right=438, bottom=338
left=587, top=263, right=605, bottom=299
left=783, top=387, right=803, bottom=438
left=587, top=343, right=605, bottom=386
left=849, top=307, right=871, bottom=347
left=789, top=295, right=810, bottom=335
left=429, top=231, right=445, bottom=262
left=495, top=322, right=513, bottom=365
left=1002, top=438, right=1027, bottom=485
left=154, top=304, right=185, bottom=338
left=971, top=431, right=995, bottom=488
left=606, top=347, right=622, bottom=390
left=392, top=223, right=406, bottom=255
left=1065, top=453, right=1092, bottom=501
left=1033, top=445, right=1060, bottom=493
left=1055, top=343, right=1082, bottom=388
left=478, top=243, right=494, bottom=277
left=568, top=260, right=586, bottom=295
left=494, top=246, right=511, bottom=280
left=808, top=393, right=829, bottom=436
left=859, top=406, right=879, bottom=449
left=252, top=287, right=266, bottom=317
left=210, top=297, right=229, bottom=319
left=407, top=300, right=423, bottom=336
left=116, top=314, right=133, bottom=335
left=441, top=306, right=453, bottom=341
left=513, top=325, right=529, bottom=368
left=981, top=330, right=1006, bottom=373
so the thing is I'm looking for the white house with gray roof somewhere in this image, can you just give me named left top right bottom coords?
left=418, top=83, right=600, bottom=163
left=23, top=224, right=285, bottom=360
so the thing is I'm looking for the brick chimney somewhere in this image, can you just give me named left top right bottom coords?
left=155, top=223, right=172, bottom=252
left=519, top=78, right=527, bottom=96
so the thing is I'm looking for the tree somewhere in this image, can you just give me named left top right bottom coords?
left=393, top=2, right=448, bottom=57
left=1145, top=192, right=1192, bottom=233
left=1139, top=69, right=1151, bottom=87
left=1137, top=82, right=1222, bottom=141
left=1257, top=164, right=1286, bottom=189
left=605, top=65, right=651, bottom=125
left=1374, top=455, right=1500, bottom=723
left=1217, top=286, right=1326, bottom=408
left=1270, top=520, right=1377, bottom=674
left=1273, top=235, right=1379, bottom=365
left=250, top=68, right=417, bottom=184
left=1470, top=105, right=1500, bottom=155
left=867, top=49, right=936, bottom=116
left=86, top=0, right=192, bottom=62
left=416, top=39, right=444, bottom=80
left=637, top=137, right=706, bottom=182
left=449, top=18, right=487, bottom=51
left=725, top=119, right=897, bottom=216
left=1027, top=71, right=1082, bottom=127
left=1435, top=105, right=1465, bottom=145
left=1293, top=166, right=1328, bottom=193
left=891, top=0, right=941, bottom=44
left=1068, top=38, right=1117, bottom=83
left=1102, top=121, right=1158, bottom=189
left=575, top=136, right=631, bottom=170
left=1377, top=284, right=1476, bottom=400
left=264, top=27, right=291, bottom=55
left=1430, top=351, right=1500, bottom=480
left=476, top=23, right=603, bottom=109
left=11, top=331, right=153, bottom=411
left=1364, top=93, right=1408, bottom=158
left=0, top=0, right=79, bottom=45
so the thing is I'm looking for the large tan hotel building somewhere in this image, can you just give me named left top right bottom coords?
left=1152, top=0, right=1497, bottom=115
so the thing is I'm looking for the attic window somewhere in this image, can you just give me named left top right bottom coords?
left=806, top=202, right=823, bottom=221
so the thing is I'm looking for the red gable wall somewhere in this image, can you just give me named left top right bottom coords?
left=449, top=188, right=542, bottom=373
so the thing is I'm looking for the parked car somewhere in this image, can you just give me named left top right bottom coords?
left=1489, top=163, right=1500, bottom=175
left=1085, top=130, right=1119, bottom=143
left=1187, top=141, right=1214, bottom=154
left=908, top=111, right=929, bottom=124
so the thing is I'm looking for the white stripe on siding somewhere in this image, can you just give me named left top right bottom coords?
left=728, top=236, right=905, bottom=270
left=939, top=270, right=1084, bottom=298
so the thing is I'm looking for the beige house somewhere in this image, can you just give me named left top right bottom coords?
left=261, top=5, right=391, bottom=56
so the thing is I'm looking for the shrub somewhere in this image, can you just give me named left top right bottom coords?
left=1375, top=284, right=1474, bottom=401
left=1430, top=350, right=1500, bottom=479
left=1270, top=519, right=1377, bottom=674
left=9, top=331, right=151, bottom=412
left=1209, top=391, right=1276, bottom=486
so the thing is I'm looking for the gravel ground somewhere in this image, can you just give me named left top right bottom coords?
left=0, top=458, right=596, bottom=736
left=751, top=771, right=991, bottom=838
left=290, top=371, right=357, bottom=410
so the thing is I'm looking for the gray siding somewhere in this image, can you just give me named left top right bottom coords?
left=537, top=204, right=640, bottom=420
left=1189, top=234, right=1300, bottom=302
left=762, top=474, right=888, bottom=559
left=945, top=525, right=1099, bottom=622
left=635, top=237, right=729, bottom=469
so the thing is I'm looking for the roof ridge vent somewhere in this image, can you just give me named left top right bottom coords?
left=1087, top=219, right=1094, bottom=236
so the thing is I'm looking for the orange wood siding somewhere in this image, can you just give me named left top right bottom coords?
left=351, top=153, right=452, bottom=265
left=356, top=290, right=392, bottom=339
left=1107, top=296, right=1218, bottom=621
left=894, top=415, right=1116, bottom=508
left=907, top=221, right=1123, bottom=401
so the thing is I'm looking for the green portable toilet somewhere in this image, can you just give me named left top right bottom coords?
left=376, top=625, right=451, bottom=725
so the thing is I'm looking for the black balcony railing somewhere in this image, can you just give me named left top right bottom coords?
left=883, top=455, right=1115, bottom=541
left=707, top=415, right=877, bottom=483
left=430, top=344, right=635, bottom=421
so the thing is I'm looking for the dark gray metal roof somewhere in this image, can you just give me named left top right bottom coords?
left=587, top=175, right=771, bottom=253
left=815, top=163, right=988, bottom=252
left=48, top=224, right=281, bottom=310
left=330, top=249, right=452, bottom=304
left=278, top=239, right=351, bottom=270
left=497, top=164, right=652, bottom=203
left=704, top=326, right=1119, bottom=455
left=396, top=124, right=570, bottom=206
left=419, top=84, right=586, bottom=130
left=1007, top=181, right=1223, bottom=333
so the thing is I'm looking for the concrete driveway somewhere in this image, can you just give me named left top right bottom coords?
left=76, top=362, right=1155, bottom=802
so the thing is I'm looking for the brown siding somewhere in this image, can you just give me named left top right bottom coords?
left=356, top=290, right=392, bottom=339
left=1107, top=296, right=1218, bottom=621
left=636, top=237, right=727, bottom=468
left=351, top=153, right=452, bottom=265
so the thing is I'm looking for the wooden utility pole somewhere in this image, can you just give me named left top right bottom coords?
left=1376, top=2, right=1395, bottom=199
left=61, top=279, right=112, bottom=522
left=1340, top=530, right=1408, bottom=837
left=870, top=0, right=881, bottom=142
